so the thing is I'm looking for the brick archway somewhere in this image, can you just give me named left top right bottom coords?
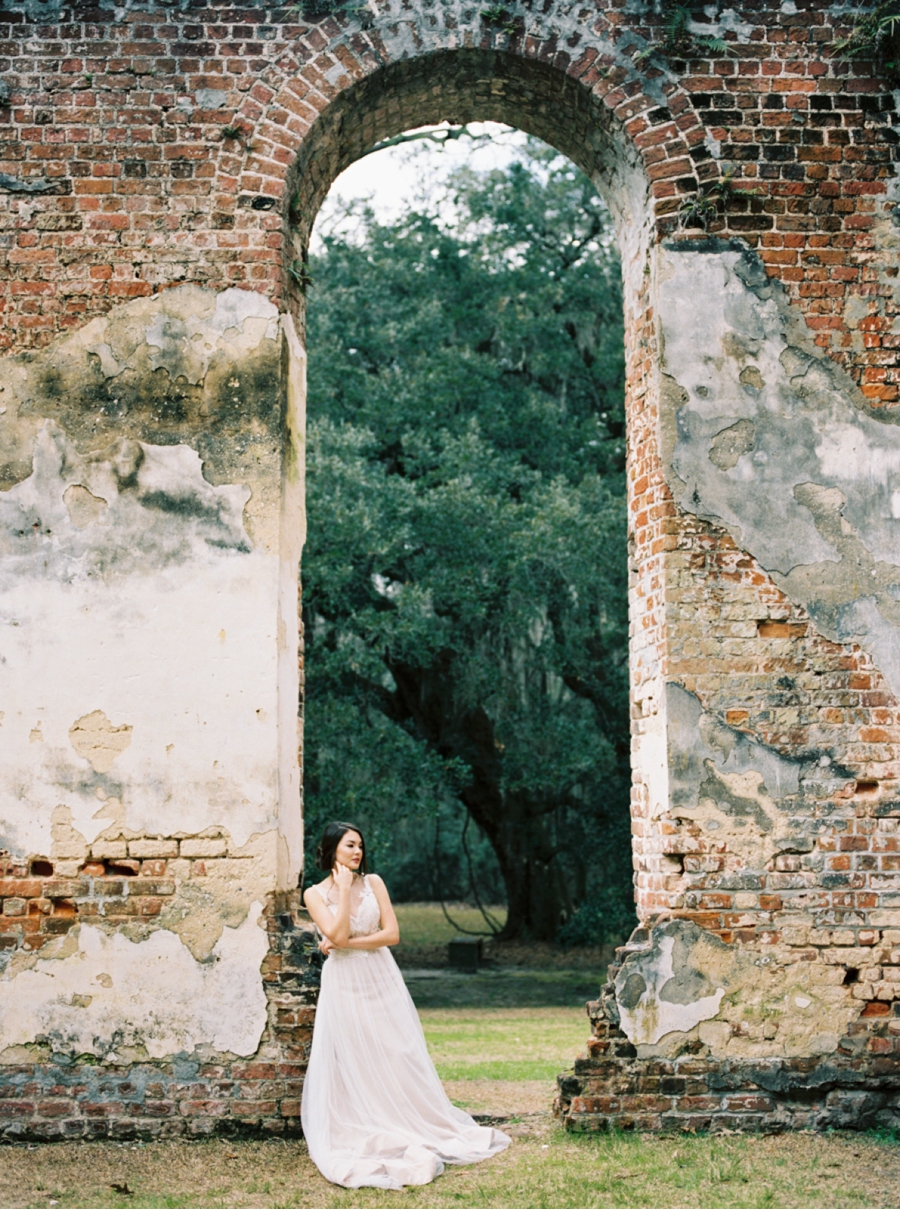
left=223, top=13, right=708, bottom=264
left=2, top=0, right=900, bottom=1138
left=253, top=39, right=707, bottom=937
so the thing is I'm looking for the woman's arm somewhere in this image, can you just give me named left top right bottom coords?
left=303, top=870, right=353, bottom=948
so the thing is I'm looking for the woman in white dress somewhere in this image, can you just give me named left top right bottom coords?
left=300, top=820, right=510, bottom=1189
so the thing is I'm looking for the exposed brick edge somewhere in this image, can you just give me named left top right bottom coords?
left=556, top=941, right=900, bottom=1134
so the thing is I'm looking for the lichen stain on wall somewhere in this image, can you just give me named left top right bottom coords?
left=0, top=903, right=269, bottom=1060
left=0, top=420, right=253, bottom=576
left=658, top=242, right=900, bottom=697
left=615, top=922, right=726, bottom=1045
left=665, top=683, right=848, bottom=865
left=614, top=918, right=856, bottom=1061
left=0, top=286, right=283, bottom=547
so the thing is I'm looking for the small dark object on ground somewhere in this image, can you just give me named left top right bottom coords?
left=110, top=1181, right=132, bottom=1195
left=448, top=936, right=482, bottom=972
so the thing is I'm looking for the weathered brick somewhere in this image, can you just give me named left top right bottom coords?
left=127, top=840, right=179, bottom=859
left=179, top=839, right=228, bottom=859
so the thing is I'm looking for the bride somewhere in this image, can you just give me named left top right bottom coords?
left=300, top=820, right=510, bottom=1189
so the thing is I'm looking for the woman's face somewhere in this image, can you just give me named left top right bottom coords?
left=334, top=830, right=364, bottom=872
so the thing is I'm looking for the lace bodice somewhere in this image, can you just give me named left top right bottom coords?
left=320, top=874, right=381, bottom=939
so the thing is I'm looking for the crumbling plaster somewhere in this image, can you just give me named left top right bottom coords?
left=0, top=286, right=304, bottom=1057
left=657, top=240, right=900, bottom=698
left=0, top=904, right=269, bottom=1060
left=607, top=238, right=900, bottom=1062
left=615, top=686, right=862, bottom=1059
left=612, top=917, right=857, bottom=1060
left=0, top=285, right=302, bottom=862
left=2, top=327, right=276, bottom=845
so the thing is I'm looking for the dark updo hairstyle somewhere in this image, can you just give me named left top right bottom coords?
left=315, top=821, right=368, bottom=875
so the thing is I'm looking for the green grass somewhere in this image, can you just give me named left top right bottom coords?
left=405, top=967, right=603, bottom=1009
left=393, top=902, right=610, bottom=1009
left=327, top=1128, right=897, bottom=1209
left=392, top=902, right=617, bottom=982
left=4, top=1128, right=898, bottom=1208
left=420, top=1006, right=587, bottom=1081
left=394, top=902, right=507, bottom=948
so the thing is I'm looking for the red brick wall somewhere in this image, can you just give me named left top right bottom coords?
left=2, top=3, right=894, bottom=382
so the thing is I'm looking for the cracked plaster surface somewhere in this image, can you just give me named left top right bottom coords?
left=0, top=904, right=269, bottom=1060
left=615, top=918, right=856, bottom=1059
left=0, top=286, right=299, bottom=865
left=616, top=922, right=726, bottom=1045
left=664, top=681, right=842, bottom=866
left=659, top=242, right=900, bottom=696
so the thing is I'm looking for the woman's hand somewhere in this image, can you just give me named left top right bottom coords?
left=318, top=936, right=335, bottom=957
left=332, top=861, right=354, bottom=892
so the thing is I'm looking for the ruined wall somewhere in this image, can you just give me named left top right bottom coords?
left=0, top=279, right=311, bottom=1136
left=1, top=0, right=900, bottom=1137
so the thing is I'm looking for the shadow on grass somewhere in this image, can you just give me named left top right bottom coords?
left=403, top=966, right=603, bottom=1009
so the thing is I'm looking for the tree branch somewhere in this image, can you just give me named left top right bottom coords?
left=359, top=124, right=514, bottom=160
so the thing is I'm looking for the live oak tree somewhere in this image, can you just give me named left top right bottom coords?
left=302, top=139, right=634, bottom=942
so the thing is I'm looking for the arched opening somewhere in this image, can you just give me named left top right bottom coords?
left=302, top=126, right=632, bottom=943
left=281, top=49, right=654, bottom=310
left=278, top=45, right=664, bottom=914
left=286, top=51, right=656, bottom=1119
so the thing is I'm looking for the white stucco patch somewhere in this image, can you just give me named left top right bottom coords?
left=659, top=242, right=900, bottom=695
left=616, top=933, right=725, bottom=1046
left=632, top=673, right=669, bottom=820
left=0, top=423, right=281, bottom=854
left=0, top=903, right=269, bottom=1058
left=0, top=563, right=279, bottom=853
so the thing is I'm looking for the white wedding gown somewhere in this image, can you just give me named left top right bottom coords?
left=300, top=875, right=510, bottom=1188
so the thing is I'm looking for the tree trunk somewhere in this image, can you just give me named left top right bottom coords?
left=463, top=788, right=575, bottom=941
left=385, top=654, right=578, bottom=942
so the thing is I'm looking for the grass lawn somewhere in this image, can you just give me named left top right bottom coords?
left=393, top=903, right=613, bottom=1009
left=393, top=903, right=508, bottom=949
left=421, top=1005, right=587, bottom=1082
left=3, top=1127, right=899, bottom=1208
left=392, top=903, right=617, bottom=977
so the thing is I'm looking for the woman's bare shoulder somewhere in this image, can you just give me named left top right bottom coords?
left=304, top=879, right=331, bottom=904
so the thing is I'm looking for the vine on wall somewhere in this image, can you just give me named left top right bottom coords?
left=833, top=1, right=900, bottom=83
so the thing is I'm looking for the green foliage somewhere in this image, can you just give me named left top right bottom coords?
left=678, top=169, right=755, bottom=232
left=677, top=193, right=720, bottom=231
left=303, top=140, right=633, bottom=940
left=480, top=6, right=520, bottom=35
left=635, top=1, right=735, bottom=65
left=287, top=258, right=314, bottom=290
left=833, top=1, right=900, bottom=82
left=556, top=883, right=636, bottom=948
